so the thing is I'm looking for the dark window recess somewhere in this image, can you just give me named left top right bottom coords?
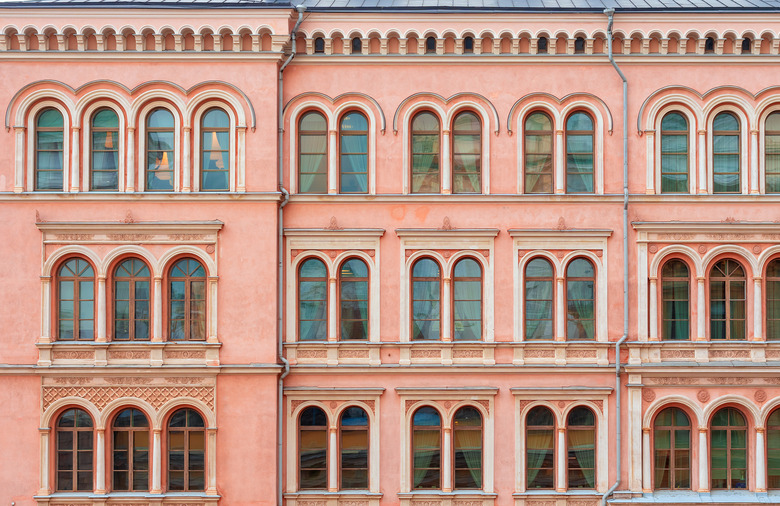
left=314, top=37, right=325, bottom=53
left=351, top=37, right=362, bottom=53
left=463, top=37, right=474, bottom=53
left=538, top=37, right=548, bottom=53
left=575, top=37, right=585, bottom=53
left=426, top=37, right=436, bottom=53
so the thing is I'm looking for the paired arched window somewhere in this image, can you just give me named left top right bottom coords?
left=167, top=408, right=206, bottom=491
left=298, top=258, right=328, bottom=341
left=339, top=112, right=368, bottom=193
left=200, top=108, right=230, bottom=191
left=709, top=259, right=746, bottom=340
left=567, top=406, right=596, bottom=489
left=145, top=108, right=175, bottom=191
left=768, top=408, right=780, bottom=488
left=565, top=112, right=595, bottom=193
left=35, top=108, right=64, bottom=190
left=661, top=259, right=690, bottom=340
left=412, top=406, right=483, bottom=490
left=452, top=258, right=482, bottom=340
left=712, top=112, right=740, bottom=193
left=566, top=258, right=595, bottom=340
left=767, top=259, right=780, bottom=340
left=411, top=111, right=441, bottom=193
left=113, top=258, right=151, bottom=341
left=660, top=112, right=689, bottom=193
left=766, top=112, right=780, bottom=193
left=298, top=405, right=371, bottom=490
left=298, top=111, right=328, bottom=193
left=411, top=258, right=441, bottom=340
left=168, top=258, right=207, bottom=341
left=524, top=258, right=554, bottom=339
left=90, top=108, right=120, bottom=191
left=524, top=112, right=553, bottom=194
left=339, top=258, right=369, bottom=340
left=56, top=408, right=94, bottom=491
left=710, top=407, right=747, bottom=489
left=57, top=258, right=95, bottom=341
left=526, top=406, right=555, bottom=489
left=653, top=407, right=691, bottom=489
left=452, top=111, right=481, bottom=193
left=112, top=408, right=150, bottom=491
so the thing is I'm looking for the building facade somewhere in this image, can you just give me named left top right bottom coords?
left=2, top=1, right=780, bottom=505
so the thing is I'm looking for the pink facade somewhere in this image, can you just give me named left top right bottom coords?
left=3, top=2, right=780, bottom=505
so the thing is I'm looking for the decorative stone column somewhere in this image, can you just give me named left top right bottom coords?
left=649, top=277, right=658, bottom=340
left=556, top=427, right=566, bottom=491
left=698, top=426, right=708, bottom=492
left=153, top=276, right=163, bottom=342
left=152, top=428, right=162, bottom=493
left=14, top=126, right=24, bottom=192
left=126, top=127, right=135, bottom=192
left=442, top=130, right=451, bottom=194
left=555, top=130, right=564, bottom=193
left=556, top=277, right=565, bottom=341
left=95, top=428, right=106, bottom=493
left=182, top=126, right=191, bottom=192
left=645, top=130, right=655, bottom=194
left=697, top=130, right=707, bottom=194
left=206, top=428, right=218, bottom=494
left=96, top=275, right=107, bottom=342
left=751, top=129, right=759, bottom=193
left=328, top=277, right=337, bottom=341
left=328, top=130, right=338, bottom=194
left=754, top=277, right=763, bottom=340
left=756, top=427, right=766, bottom=492
left=696, top=277, right=706, bottom=341
left=41, top=277, right=52, bottom=343
left=71, top=126, right=80, bottom=192
left=208, top=277, right=219, bottom=343
left=237, top=126, right=246, bottom=192
left=442, top=426, right=452, bottom=492
left=328, top=426, right=338, bottom=491
left=441, top=277, right=451, bottom=341
left=642, top=427, right=652, bottom=492
left=39, top=428, right=50, bottom=495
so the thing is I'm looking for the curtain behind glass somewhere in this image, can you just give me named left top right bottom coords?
left=768, top=260, right=780, bottom=340
left=453, top=258, right=482, bottom=340
left=566, top=259, right=595, bottom=339
left=524, top=113, right=553, bottom=193
left=340, top=112, right=368, bottom=193
left=527, top=430, right=554, bottom=488
left=299, top=112, right=327, bottom=193
left=525, top=258, right=554, bottom=339
left=768, top=410, right=780, bottom=489
left=91, top=108, right=120, bottom=190
left=452, top=112, right=481, bottom=193
left=565, top=112, right=594, bottom=193
left=299, top=258, right=327, bottom=340
left=340, top=258, right=368, bottom=340
left=36, top=108, right=64, bottom=190
left=411, top=112, right=440, bottom=193
left=146, top=108, right=175, bottom=191
left=661, top=260, right=689, bottom=340
left=568, top=428, right=595, bottom=488
left=661, top=112, right=689, bottom=193
left=712, top=112, right=740, bottom=193
left=412, top=258, right=440, bottom=340
left=413, top=407, right=441, bottom=489
left=766, top=112, right=780, bottom=192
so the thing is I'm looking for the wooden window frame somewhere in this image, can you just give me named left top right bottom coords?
left=660, top=112, right=690, bottom=194
left=112, top=258, right=152, bottom=341
left=451, top=111, right=482, bottom=194
left=167, top=258, right=207, bottom=341
left=55, top=257, right=96, bottom=341
left=111, top=408, right=151, bottom=492
left=652, top=407, right=691, bottom=490
left=410, top=257, right=442, bottom=341
left=660, top=259, right=691, bottom=341
left=298, top=406, right=328, bottom=490
left=166, top=408, right=206, bottom=492
left=710, top=407, right=748, bottom=490
left=565, top=257, right=596, bottom=341
left=524, top=257, right=555, bottom=340
left=451, top=257, right=483, bottom=341
left=526, top=406, right=556, bottom=490
left=708, top=258, right=746, bottom=341
left=144, top=107, right=176, bottom=192
left=338, top=406, right=369, bottom=490
left=298, top=257, right=328, bottom=341
left=199, top=107, right=230, bottom=192
left=298, top=110, right=328, bottom=194
left=766, top=258, right=780, bottom=340
left=338, top=257, right=369, bottom=341
left=55, top=408, right=94, bottom=492
left=452, top=406, right=483, bottom=490
left=411, top=406, right=442, bottom=490
left=410, top=111, right=441, bottom=194
left=712, top=111, right=741, bottom=194
left=767, top=408, right=780, bottom=489
left=523, top=111, right=554, bottom=194
left=564, top=111, right=595, bottom=194
left=566, top=406, right=597, bottom=490
left=766, top=112, right=780, bottom=193
left=90, top=107, right=120, bottom=191
left=338, top=111, right=369, bottom=194
left=34, top=107, right=65, bottom=191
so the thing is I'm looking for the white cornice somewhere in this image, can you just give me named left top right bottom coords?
left=395, top=228, right=500, bottom=237
left=395, top=386, right=499, bottom=395
left=509, top=228, right=613, bottom=237
left=288, top=194, right=624, bottom=203
left=0, top=53, right=285, bottom=62
left=0, top=192, right=281, bottom=202
left=632, top=221, right=780, bottom=235
left=37, top=220, right=223, bottom=235
left=284, top=228, right=385, bottom=237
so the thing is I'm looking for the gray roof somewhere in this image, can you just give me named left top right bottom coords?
left=3, top=0, right=780, bottom=10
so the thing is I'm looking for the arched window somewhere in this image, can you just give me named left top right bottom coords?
left=526, top=406, right=555, bottom=489
left=661, top=112, right=689, bottom=193
left=661, top=260, right=690, bottom=340
left=298, top=111, right=328, bottom=193
left=339, top=112, right=368, bottom=193
left=767, top=259, right=780, bottom=340
left=57, top=258, right=95, bottom=341
left=35, top=108, right=64, bottom=190
left=653, top=407, right=690, bottom=490
left=113, top=258, right=150, bottom=341
left=704, top=37, right=715, bottom=53
left=768, top=408, right=780, bottom=488
left=145, top=108, right=175, bottom=191
left=411, top=258, right=441, bottom=340
left=314, top=37, right=325, bottom=53
left=524, top=112, right=554, bottom=194
left=425, top=36, right=436, bottom=53
left=565, top=112, right=594, bottom=193
left=765, top=112, right=780, bottom=193
left=299, top=258, right=328, bottom=341
left=709, top=259, right=746, bottom=340
left=412, top=406, right=441, bottom=489
left=537, top=37, right=548, bottom=53
left=339, top=406, right=369, bottom=489
left=351, top=37, right=362, bottom=53
left=90, top=108, right=119, bottom=191
left=574, top=37, right=585, bottom=53
left=453, top=406, right=482, bottom=489
left=567, top=407, right=596, bottom=489
left=200, top=108, right=230, bottom=191
left=710, top=407, right=747, bottom=489
left=463, top=36, right=474, bottom=53
left=168, top=258, right=206, bottom=341
left=452, top=111, right=481, bottom=193
left=712, top=112, right=740, bottom=193
left=411, top=112, right=441, bottom=193
left=566, top=258, right=595, bottom=340
left=339, top=258, right=368, bottom=340
left=452, top=258, right=482, bottom=340
left=112, top=408, right=149, bottom=491
left=299, top=406, right=327, bottom=489
left=167, top=408, right=205, bottom=491
left=56, top=408, right=93, bottom=491
left=741, top=38, right=752, bottom=53
left=525, top=258, right=554, bottom=340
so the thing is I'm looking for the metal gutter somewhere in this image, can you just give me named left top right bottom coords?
left=602, top=7, right=629, bottom=506
left=277, top=6, right=305, bottom=506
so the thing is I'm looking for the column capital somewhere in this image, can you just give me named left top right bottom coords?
left=557, top=427, right=566, bottom=433
left=13, top=125, right=25, bottom=132
left=697, top=129, right=707, bottom=135
left=756, top=426, right=765, bottom=433
left=696, top=276, right=706, bottom=282
left=642, top=427, right=651, bottom=434
left=555, top=130, right=564, bottom=136
left=183, top=126, right=192, bottom=132
left=39, top=427, right=51, bottom=434
left=153, top=428, right=162, bottom=434
left=753, top=276, right=763, bottom=282
left=751, top=129, right=760, bottom=135
left=698, top=426, right=708, bottom=433
left=649, top=276, right=658, bottom=282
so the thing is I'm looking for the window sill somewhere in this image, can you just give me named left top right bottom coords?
left=628, top=340, right=780, bottom=365
left=35, top=491, right=220, bottom=505
left=284, top=491, right=383, bottom=506
left=607, top=490, right=780, bottom=503
left=37, top=341, right=222, bottom=367
left=398, top=491, right=497, bottom=506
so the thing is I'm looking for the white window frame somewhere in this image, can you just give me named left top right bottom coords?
left=81, top=101, right=127, bottom=192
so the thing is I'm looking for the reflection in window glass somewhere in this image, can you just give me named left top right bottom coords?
left=411, top=112, right=441, bottom=193
left=527, top=406, right=555, bottom=489
left=767, top=260, right=780, bottom=340
left=525, top=258, right=554, bottom=339
left=201, top=108, right=230, bottom=191
left=565, top=112, right=594, bottom=193
left=58, top=258, right=95, bottom=341
left=56, top=408, right=93, bottom=492
left=339, top=258, right=368, bottom=340
left=112, top=408, right=149, bottom=491
left=36, top=108, right=64, bottom=190
left=411, top=258, right=441, bottom=340
left=412, top=407, right=441, bottom=489
left=299, top=112, right=328, bottom=193
left=169, top=259, right=206, bottom=341
left=146, top=108, right=175, bottom=191
left=566, top=258, right=595, bottom=340
left=299, top=406, right=327, bottom=489
left=654, top=408, right=690, bottom=490
left=524, top=112, right=554, bottom=194
left=661, top=112, right=689, bottom=193
left=452, top=112, right=481, bottom=193
left=453, top=406, right=482, bottom=489
left=340, top=112, right=368, bottom=193
left=766, top=112, right=780, bottom=193
left=709, top=259, right=745, bottom=340
left=114, top=259, right=151, bottom=341
left=710, top=407, right=747, bottom=489
left=340, top=406, right=369, bottom=489
left=168, top=408, right=205, bottom=491
left=91, top=108, right=120, bottom=190
left=299, top=258, right=327, bottom=341
left=567, top=407, right=596, bottom=489
left=768, top=409, right=780, bottom=488
left=661, top=260, right=689, bottom=340
left=713, top=112, right=740, bottom=193
left=453, top=258, right=482, bottom=340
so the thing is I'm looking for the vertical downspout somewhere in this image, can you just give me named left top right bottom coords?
left=278, top=7, right=305, bottom=506
left=602, top=8, right=629, bottom=506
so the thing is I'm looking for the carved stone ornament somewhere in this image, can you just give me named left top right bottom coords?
left=642, top=389, right=656, bottom=402
left=297, top=349, right=327, bottom=359
left=52, top=350, right=93, bottom=360
left=339, top=349, right=369, bottom=359
left=517, top=400, right=531, bottom=411
left=341, top=501, right=369, bottom=506
left=123, top=210, right=135, bottom=223
left=660, top=349, right=695, bottom=360
left=166, top=350, right=206, bottom=359
left=475, top=399, right=490, bottom=413
left=557, top=400, right=567, bottom=408
left=298, top=501, right=326, bottom=506
left=697, top=390, right=710, bottom=403
left=364, top=399, right=375, bottom=413
left=570, top=501, right=598, bottom=506
left=755, top=390, right=768, bottom=403
left=453, top=501, right=483, bottom=506
left=698, top=245, right=707, bottom=254
left=443, top=400, right=453, bottom=409
left=107, top=350, right=150, bottom=360
left=205, top=244, right=215, bottom=254
left=754, top=245, right=762, bottom=254
left=42, top=386, right=215, bottom=411
left=525, top=348, right=555, bottom=358
left=593, top=400, right=603, bottom=413
left=527, top=501, right=556, bottom=506
left=290, top=400, right=305, bottom=412
left=706, top=377, right=753, bottom=385
left=567, top=349, right=596, bottom=359
left=709, top=349, right=750, bottom=360
left=411, top=501, right=441, bottom=506
left=453, top=348, right=482, bottom=358
left=405, top=399, right=417, bottom=412
left=411, top=349, right=440, bottom=358
left=648, top=244, right=658, bottom=253
left=556, top=217, right=567, bottom=230
left=325, top=216, right=342, bottom=230
left=647, top=377, right=699, bottom=385
left=329, top=400, right=338, bottom=409
left=440, top=216, right=453, bottom=231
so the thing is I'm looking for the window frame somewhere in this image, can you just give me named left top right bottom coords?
left=409, top=110, right=442, bottom=194
left=25, top=101, right=70, bottom=192
left=709, top=110, right=743, bottom=194
left=55, top=256, right=97, bottom=342
left=708, top=258, right=747, bottom=341
left=194, top=105, right=233, bottom=192
left=297, top=109, right=329, bottom=194
left=523, top=110, right=555, bottom=195
left=763, top=109, right=780, bottom=194
left=709, top=406, right=749, bottom=490
left=337, top=256, right=369, bottom=341
left=660, top=258, right=691, bottom=341
left=110, top=407, right=151, bottom=492
left=450, top=110, right=482, bottom=194
left=652, top=406, right=692, bottom=490
left=55, top=407, right=95, bottom=492
left=565, top=257, right=597, bottom=341
left=338, top=405, right=370, bottom=490
left=766, top=258, right=780, bottom=340
left=566, top=406, right=597, bottom=490
left=451, top=405, right=484, bottom=490
left=165, top=407, right=207, bottom=492
left=411, top=405, right=443, bottom=490
left=298, top=405, right=329, bottom=490
left=767, top=407, right=780, bottom=489
left=34, top=106, right=67, bottom=192
left=166, top=257, right=207, bottom=342
left=137, top=102, right=180, bottom=192
left=523, top=256, right=555, bottom=340
left=656, top=109, right=695, bottom=194
left=564, top=110, right=595, bottom=194
left=525, top=405, right=556, bottom=490
left=88, top=106, right=122, bottom=192
left=110, top=257, right=152, bottom=342
left=297, top=256, right=329, bottom=342
left=410, top=257, right=443, bottom=341
left=451, top=256, right=484, bottom=341
left=338, top=110, right=369, bottom=194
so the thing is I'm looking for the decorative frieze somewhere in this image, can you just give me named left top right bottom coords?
left=42, top=385, right=215, bottom=410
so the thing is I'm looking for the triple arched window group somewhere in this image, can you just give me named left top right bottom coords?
left=657, top=257, right=780, bottom=340
left=54, top=406, right=207, bottom=492
left=33, top=105, right=233, bottom=192
left=55, top=256, right=208, bottom=342
left=650, top=405, right=780, bottom=490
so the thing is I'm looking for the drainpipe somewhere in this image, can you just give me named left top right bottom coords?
left=602, top=8, right=629, bottom=506
left=278, top=6, right=305, bottom=506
